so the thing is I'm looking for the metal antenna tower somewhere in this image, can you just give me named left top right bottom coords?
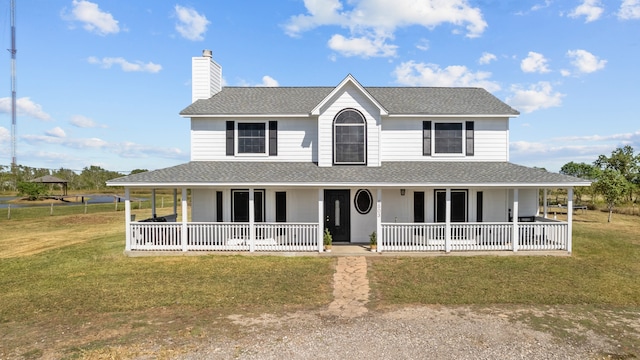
left=9, top=0, right=16, bottom=169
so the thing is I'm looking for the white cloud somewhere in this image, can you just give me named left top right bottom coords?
left=0, top=97, right=52, bottom=121
left=510, top=130, right=640, bottom=171
left=112, top=141, right=184, bottom=159
left=70, top=115, right=107, bottom=128
left=0, top=126, right=9, bottom=142
left=566, top=49, right=606, bottom=74
left=568, top=0, right=604, bottom=22
left=520, top=51, right=550, bottom=73
left=393, top=61, right=500, bottom=92
left=478, top=52, right=497, bottom=65
left=22, top=134, right=107, bottom=149
left=328, top=34, right=398, bottom=58
left=416, top=39, right=430, bottom=51
left=66, top=0, right=120, bottom=35
left=87, top=56, right=162, bottom=73
left=506, top=81, right=564, bottom=113
left=531, top=0, right=552, bottom=12
left=174, top=5, right=210, bottom=41
left=284, top=0, right=487, bottom=58
left=618, top=0, right=640, bottom=19
left=45, top=127, right=66, bottom=138
left=258, top=76, right=279, bottom=87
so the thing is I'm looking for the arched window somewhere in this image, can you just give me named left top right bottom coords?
left=333, top=109, right=366, bottom=165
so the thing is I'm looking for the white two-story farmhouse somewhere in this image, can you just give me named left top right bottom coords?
left=107, top=50, right=590, bottom=254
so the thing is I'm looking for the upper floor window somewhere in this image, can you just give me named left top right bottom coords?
left=334, top=109, right=366, bottom=165
left=238, top=123, right=266, bottom=154
left=434, top=123, right=463, bottom=154
left=226, top=121, right=277, bottom=156
left=423, top=121, right=474, bottom=156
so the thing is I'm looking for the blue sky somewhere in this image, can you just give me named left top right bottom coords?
left=0, top=0, right=638, bottom=174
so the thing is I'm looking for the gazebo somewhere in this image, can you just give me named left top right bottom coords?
left=30, top=175, right=68, bottom=196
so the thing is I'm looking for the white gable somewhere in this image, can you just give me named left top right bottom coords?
left=311, top=74, right=388, bottom=116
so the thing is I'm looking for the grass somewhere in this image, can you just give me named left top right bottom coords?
left=1, top=204, right=639, bottom=358
left=369, top=210, right=640, bottom=306
left=368, top=209, right=640, bottom=356
left=0, top=206, right=333, bottom=358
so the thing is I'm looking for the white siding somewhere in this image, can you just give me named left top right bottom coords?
left=475, top=119, right=509, bottom=161
left=317, top=83, right=382, bottom=167
left=381, top=189, right=411, bottom=223
left=509, top=189, right=539, bottom=217
left=381, top=118, right=424, bottom=161
left=192, top=189, right=216, bottom=222
left=190, top=117, right=317, bottom=162
left=381, top=117, right=509, bottom=162
left=287, top=189, right=318, bottom=222
left=482, top=189, right=508, bottom=222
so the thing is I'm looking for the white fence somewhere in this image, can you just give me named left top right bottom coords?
left=129, top=222, right=319, bottom=252
left=381, top=221, right=568, bottom=252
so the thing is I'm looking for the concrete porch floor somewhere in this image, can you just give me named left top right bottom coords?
left=125, top=244, right=570, bottom=257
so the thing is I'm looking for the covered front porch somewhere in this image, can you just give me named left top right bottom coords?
left=120, top=187, right=575, bottom=254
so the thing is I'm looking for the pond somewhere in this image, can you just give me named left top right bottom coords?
left=0, top=195, right=122, bottom=209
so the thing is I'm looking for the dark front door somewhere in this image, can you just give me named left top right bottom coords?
left=324, top=190, right=350, bottom=242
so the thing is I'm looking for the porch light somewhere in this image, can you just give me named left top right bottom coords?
left=400, top=189, right=406, bottom=196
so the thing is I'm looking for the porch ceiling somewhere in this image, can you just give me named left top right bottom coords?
left=107, top=161, right=590, bottom=188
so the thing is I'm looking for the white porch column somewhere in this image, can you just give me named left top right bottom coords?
left=249, top=188, right=255, bottom=252
left=543, top=188, right=548, bottom=218
left=181, top=188, right=188, bottom=252
left=512, top=189, right=519, bottom=252
left=151, top=189, right=156, bottom=218
left=567, top=187, right=573, bottom=254
left=125, top=187, right=131, bottom=251
left=173, top=189, right=178, bottom=216
left=376, top=188, right=382, bottom=253
left=445, top=188, right=451, bottom=253
left=318, top=189, right=324, bottom=253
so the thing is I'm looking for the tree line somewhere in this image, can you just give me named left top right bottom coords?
left=560, top=145, right=639, bottom=222
left=0, top=165, right=147, bottom=193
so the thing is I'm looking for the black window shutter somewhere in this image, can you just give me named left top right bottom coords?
left=414, top=191, right=425, bottom=223
left=423, top=121, right=431, bottom=156
left=269, top=121, right=278, bottom=156
left=275, top=192, right=286, bottom=222
left=226, top=121, right=234, bottom=156
left=476, top=191, right=483, bottom=222
left=466, top=121, right=474, bottom=156
left=216, top=191, right=223, bottom=222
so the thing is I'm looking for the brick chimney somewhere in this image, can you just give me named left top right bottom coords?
left=191, top=49, right=222, bottom=103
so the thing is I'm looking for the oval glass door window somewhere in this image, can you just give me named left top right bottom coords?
left=354, top=189, right=373, bottom=214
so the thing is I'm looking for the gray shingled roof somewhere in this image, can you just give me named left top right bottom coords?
left=179, top=87, right=519, bottom=116
left=107, top=162, right=588, bottom=187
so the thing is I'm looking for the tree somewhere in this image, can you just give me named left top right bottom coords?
left=16, top=181, right=48, bottom=200
left=79, top=166, right=123, bottom=190
left=593, top=169, right=629, bottom=223
left=130, top=169, right=148, bottom=175
left=52, top=168, right=80, bottom=190
left=594, top=145, right=639, bottom=202
left=560, top=161, right=600, bottom=204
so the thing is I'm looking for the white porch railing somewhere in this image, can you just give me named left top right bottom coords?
left=129, top=221, right=568, bottom=253
left=381, top=221, right=568, bottom=252
left=129, top=222, right=319, bottom=252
